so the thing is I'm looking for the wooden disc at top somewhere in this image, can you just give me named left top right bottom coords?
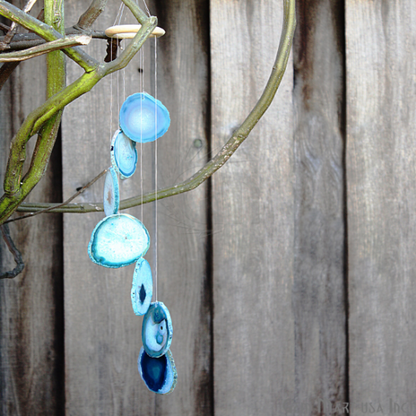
left=105, top=24, right=165, bottom=39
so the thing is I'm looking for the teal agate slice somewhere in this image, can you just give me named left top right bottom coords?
left=142, top=301, right=172, bottom=358
left=111, top=129, right=137, bottom=179
left=131, top=258, right=153, bottom=316
left=103, top=168, right=119, bottom=216
left=119, top=92, right=170, bottom=143
left=138, top=347, right=177, bottom=395
left=88, top=214, right=150, bottom=268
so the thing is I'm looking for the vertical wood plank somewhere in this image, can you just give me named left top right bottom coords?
left=0, top=5, right=64, bottom=415
left=63, top=0, right=210, bottom=414
left=210, top=1, right=295, bottom=414
left=292, top=0, right=347, bottom=412
left=347, top=0, right=416, bottom=410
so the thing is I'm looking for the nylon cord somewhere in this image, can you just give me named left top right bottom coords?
left=153, top=37, right=158, bottom=302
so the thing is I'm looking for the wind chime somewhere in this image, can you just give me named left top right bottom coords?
left=87, top=4, right=177, bottom=395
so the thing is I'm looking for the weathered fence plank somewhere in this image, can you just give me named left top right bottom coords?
left=292, top=0, right=347, bottom=412
left=0, top=10, right=64, bottom=415
left=63, top=0, right=210, bottom=414
left=346, top=0, right=416, bottom=411
left=210, top=1, right=295, bottom=415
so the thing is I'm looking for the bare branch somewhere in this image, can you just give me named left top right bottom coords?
left=0, top=61, right=19, bottom=90
left=0, top=16, right=156, bottom=224
left=76, top=0, right=108, bottom=30
left=0, top=0, right=38, bottom=51
left=6, top=168, right=107, bottom=223
left=0, top=224, right=24, bottom=279
left=16, top=0, right=297, bottom=215
left=0, top=0, right=97, bottom=71
left=120, top=0, right=148, bottom=25
left=0, top=34, right=91, bottom=62
left=0, top=29, right=106, bottom=52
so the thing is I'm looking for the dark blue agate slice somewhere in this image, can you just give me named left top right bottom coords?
left=131, top=258, right=153, bottom=316
left=119, top=92, right=170, bottom=143
left=142, top=301, right=172, bottom=358
left=111, top=129, right=137, bottom=179
left=138, top=346, right=177, bottom=394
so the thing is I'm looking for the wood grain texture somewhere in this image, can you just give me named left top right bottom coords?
left=346, top=0, right=416, bottom=411
left=0, top=2, right=64, bottom=413
left=292, top=0, right=347, bottom=413
left=62, top=0, right=210, bottom=414
left=210, top=1, right=295, bottom=414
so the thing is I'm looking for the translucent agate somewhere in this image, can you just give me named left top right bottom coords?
left=138, top=347, right=177, bottom=395
left=103, top=168, right=119, bottom=216
left=119, top=92, right=170, bottom=143
left=88, top=214, right=150, bottom=268
left=131, top=258, right=153, bottom=316
left=142, top=301, right=172, bottom=358
left=111, top=129, right=137, bottom=179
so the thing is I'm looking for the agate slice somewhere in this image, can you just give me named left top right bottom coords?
left=131, top=258, right=153, bottom=316
left=103, top=168, right=119, bottom=216
left=110, top=129, right=137, bottom=179
left=88, top=214, right=150, bottom=268
left=142, top=301, right=172, bottom=358
left=119, top=92, right=170, bottom=143
left=138, top=346, right=177, bottom=395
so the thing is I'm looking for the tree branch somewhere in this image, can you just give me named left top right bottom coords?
left=16, top=0, right=297, bottom=215
left=120, top=0, right=148, bottom=25
left=76, top=0, right=108, bottom=30
left=0, top=0, right=37, bottom=51
left=0, top=224, right=24, bottom=279
left=0, top=16, right=157, bottom=224
left=0, top=29, right=107, bottom=52
left=0, top=34, right=91, bottom=61
left=0, top=0, right=97, bottom=71
left=6, top=168, right=107, bottom=223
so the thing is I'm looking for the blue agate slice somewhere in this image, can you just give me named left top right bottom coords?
left=111, top=129, right=137, bottom=179
left=142, top=301, right=172, bottom=358
left=88, top=214, right=150, bottom=268
left=131, top=258, right=153, bottom=316
left=103, top=168, right=119, bottom=216
left=119, top=92, right=170, bottom=143
left=138, top=346, right=177, bottom=395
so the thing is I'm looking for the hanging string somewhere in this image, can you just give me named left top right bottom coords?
left=110, top=44, right=113, bottom=145
left=142, top=0, right=151, bottom=17
left=140, top=46, right=144, bottom=223
left=109, top=2, right=125, bottom=146
left=114, top=2, right=125, bottom=25
left=153, top=37, right=158, bottom=302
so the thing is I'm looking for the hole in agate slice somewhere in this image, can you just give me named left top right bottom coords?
left=138, top=346, right=177, bottom=395
left=103, top=168, right=119, bottom=216
left=119, top=92, right=170, bottom=143
left=142, top=301, right=172, bottom=358
left=131, top=258, right=153, bottom=316
left=111, top=129, right=138, bottom=179
left=88, top=214, right=150, bottom=268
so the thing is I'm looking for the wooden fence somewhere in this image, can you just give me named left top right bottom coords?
left=1, top=0, right=415, bottom=414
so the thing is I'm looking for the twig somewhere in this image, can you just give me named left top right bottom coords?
left=0, top=23, right=10, bottom=32
left=0, top=0, right=97, bottom=71
left=0, top=30, right=107, bottom=52
left=76, top=0, right=108, bottom=31
left=0, top=61, right=19, bottom=90
left=0, top=15, right=157, bottom=224
left=6, top=168, right=108, bottom=223
left=0, top=34, right=91, bottom=62
left=16, top=0, right=297, bottom=215
left=0, top=224, right=24, bottom=279
left=0, top=0, right=37, bottom=51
